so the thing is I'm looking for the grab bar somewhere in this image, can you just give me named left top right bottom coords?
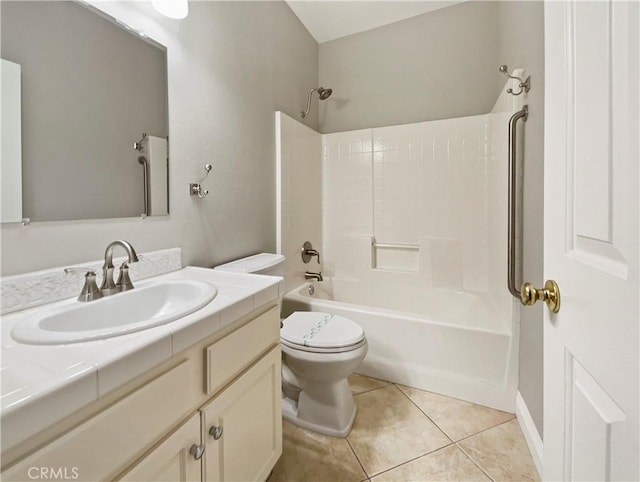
left=372, top=241, right=419, bottom=250
left=507, top=105, right=528, bottom=300
left=138, top=155, right=149, bottom=217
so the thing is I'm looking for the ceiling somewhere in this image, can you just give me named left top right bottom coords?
left=286, top=1, right=464, bottom=44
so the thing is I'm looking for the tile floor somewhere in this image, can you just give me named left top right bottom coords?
left=269, top=374, right=540, bottom=482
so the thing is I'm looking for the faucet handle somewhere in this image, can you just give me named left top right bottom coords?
left=64, top=268, right=103, bottom=302
left=301, top=241, right=321, bottom=264
left=116, top=261, right=135, bottom=291
left=309, top=249, right=320, bottom=264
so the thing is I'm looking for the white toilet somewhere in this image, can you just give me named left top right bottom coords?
left=214, top=253, right=367, bottom=437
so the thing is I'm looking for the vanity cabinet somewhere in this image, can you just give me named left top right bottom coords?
left=202, top=347, right=281, bottom=482
left=1, top=359, right=199, bottom=481
left=120, top=347, right=281, bottom=482
left=2, top=303, right=282, bottom=482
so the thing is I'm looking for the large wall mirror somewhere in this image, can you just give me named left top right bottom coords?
left=0, top=1, right=169, bottom=223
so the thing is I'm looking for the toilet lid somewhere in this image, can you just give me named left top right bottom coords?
left=281, top=312, right=365, bottom=349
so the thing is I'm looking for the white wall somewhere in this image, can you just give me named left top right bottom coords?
left=275, top=112, right=322, bottom=290
left=318, top=1, right=502, bottom=133
left=0, top=1, right=319, bottom=276
left=321, top=129, right=373, bottom=281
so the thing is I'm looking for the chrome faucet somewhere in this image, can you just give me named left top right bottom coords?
left=304, top=271, right=324, bottom=282
left=100, top=240, right=140, bottom=296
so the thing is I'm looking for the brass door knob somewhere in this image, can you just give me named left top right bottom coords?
left=520, top=280, right=561, bottom=313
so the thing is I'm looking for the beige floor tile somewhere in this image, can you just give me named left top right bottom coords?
left=349, top=374, right=391, bottom=395
left=371, top=445, right=490, bottom=482
left=269, top=421, right=366, bottom=482
left=458, top=419, right=540, bottom=482
left=348, top=385, right=451, bottom=477
left=398, top=385, right=515, bottom=441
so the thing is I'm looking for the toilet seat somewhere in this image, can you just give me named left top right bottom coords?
left=281, top=337, right=367, bottom=354
left=281, top=312, right=365, bottom=353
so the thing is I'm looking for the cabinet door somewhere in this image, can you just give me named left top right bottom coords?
left=202, top=347, right=282, bottom=482
left=119, top=414, right=203, bottom=482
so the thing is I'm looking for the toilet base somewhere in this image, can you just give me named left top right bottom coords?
left=281, top=384, right=357, bottom=438
left=279, top=336, right=367, bottom=438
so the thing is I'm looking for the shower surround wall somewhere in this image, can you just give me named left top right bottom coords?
left=322, top=76, right=524, bottom=328
left=275, top=112, right=322, bottom=290
left=277, top=73, right=525, bottom=409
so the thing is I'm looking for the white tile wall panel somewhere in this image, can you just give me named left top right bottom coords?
left=322, top=129, right=373, bottom=245
left=276, top=112, right=322, bottom=292
left=278, top=74, right=521, bottom=330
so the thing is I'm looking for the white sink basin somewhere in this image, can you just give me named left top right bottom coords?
left=11, top=280, right=218, bottom=345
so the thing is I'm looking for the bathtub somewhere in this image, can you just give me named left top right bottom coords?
left=283, top=279, right=519, bottom=412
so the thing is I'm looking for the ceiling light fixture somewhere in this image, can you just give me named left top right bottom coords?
left=152, top=0, right=188, bottom=19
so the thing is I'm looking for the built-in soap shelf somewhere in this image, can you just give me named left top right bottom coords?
left=371, top=238, right=420, bottom=272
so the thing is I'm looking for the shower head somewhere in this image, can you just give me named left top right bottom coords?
left=317, top=87, right=333, bottom=100
left=300, top=86, right=333, bottom=118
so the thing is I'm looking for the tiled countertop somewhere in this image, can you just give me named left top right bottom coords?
left=0, top=266, right=284, bottom=452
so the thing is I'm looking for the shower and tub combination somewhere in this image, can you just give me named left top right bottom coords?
left=276, top=72, right=529, bottom=412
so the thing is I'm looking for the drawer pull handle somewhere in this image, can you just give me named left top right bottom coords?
left=209, top=425, right=224, bottom=440
left=190, top=443, right=205, bottom=460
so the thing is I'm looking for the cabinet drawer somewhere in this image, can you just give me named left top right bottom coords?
left=205, top=305, right=279, bottom=395
left=3, top=359, right=194, bottom=482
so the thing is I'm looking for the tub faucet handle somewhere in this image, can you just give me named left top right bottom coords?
left=301, top=241, right=320, bottom=264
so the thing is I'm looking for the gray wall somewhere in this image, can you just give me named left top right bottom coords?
left=498, top=1, right=545, bottom=439
left=0, top=0, right=318, bottom=275
left=318, top=1, right=502, bottom=133
left=1, top=1, right=168, bottom=222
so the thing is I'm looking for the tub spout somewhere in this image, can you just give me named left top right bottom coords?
left=304, top=271, right=323, bottom=282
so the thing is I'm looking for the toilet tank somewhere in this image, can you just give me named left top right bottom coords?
left=214, top=253, right=285, bottom=277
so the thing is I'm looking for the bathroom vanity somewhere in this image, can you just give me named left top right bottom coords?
left=1, top=266, right=283, bottom=481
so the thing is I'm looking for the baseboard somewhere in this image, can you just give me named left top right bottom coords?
left=515, top=391, right=543, bottom=478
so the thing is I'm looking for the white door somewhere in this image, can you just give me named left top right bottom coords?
left=544, top=1, right=639, bottom=481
